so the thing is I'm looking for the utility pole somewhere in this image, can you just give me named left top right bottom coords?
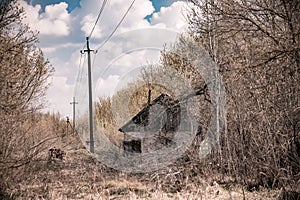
left=66, top=116, right=70, bottom=136
left=70, top=97, right=78, bottom=134
left=81, top=37, right=94, bottom=153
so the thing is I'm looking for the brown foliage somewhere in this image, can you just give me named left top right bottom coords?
left=184, top=0, right=300, bottom=189
left=0, top=0, right=54, bottom=190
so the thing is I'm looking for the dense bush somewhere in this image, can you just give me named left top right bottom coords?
left=0, top=0, right=53, bottom=189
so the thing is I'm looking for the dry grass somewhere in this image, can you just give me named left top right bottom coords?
left=2, top=132, right=281, bottom=200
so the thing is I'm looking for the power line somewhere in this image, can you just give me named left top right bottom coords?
left=96, top=0, right=136, bottom=51
left=72, top=0, right=136, bottom=153
left=78, top=0, right=136, bottom=94
left=82, top=37, right=95, bottom=153
left=70, top=97, right=78, bottom=135
left=78, top=0, right=108, bottom=53
left=74, top=53, right=83, bottom=96
left=74, top=53, right=86, bottom=97
left=88, top=0, right=108, bottom=39
left=77, top=0, right=135, bottom=85
left=77, top=0, right=109, bottom=72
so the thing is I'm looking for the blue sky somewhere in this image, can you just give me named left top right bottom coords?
left=26, top=0, right=81, bottom=12
left=26, top=0, right=180, bottom=14
left=25, top=0, right=181, bottom=23
left=20, top=0, right=190, bottom=118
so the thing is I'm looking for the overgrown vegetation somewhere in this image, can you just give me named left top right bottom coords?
left=1, top=0, right=299, bottom=198
left=186, top=0, right=300, bottom=189
left=0, top=0, right=54, bottom=195
left=95, top=0, right=300, bottom=194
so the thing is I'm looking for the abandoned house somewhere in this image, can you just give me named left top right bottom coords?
left=119, top=93, right=192, bottom=153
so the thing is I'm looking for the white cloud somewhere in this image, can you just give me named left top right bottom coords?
left=95, top=75, right=120, bottom=97
left=81, top=13, right=103, bottom=38
left=151, top=1, right=189, bottom=32
left=45, top=76, right=73, bottom=118
left=42, top=42, right=82, bottom=53
left=20, top=0, right=190, bottom=118
left=80, top=0, right=154, bottom=38
left=20, top=1, right=71, bottom=36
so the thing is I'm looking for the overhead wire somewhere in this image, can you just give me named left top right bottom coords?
left=75, top=0, right=108, bottom=96
left=74, top=52, right=86, bottom=97
left=88, top=0, right=108, bottom=39
left=79, top=0, right=108, bottom=52
left=75, top=0, right=136, bottom=101
left=96, top=0, right=136, bottom=52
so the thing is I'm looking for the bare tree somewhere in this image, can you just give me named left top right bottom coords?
left=186, top=0, right=299, bottom=188
left=0, top=0, right=53, bottom=176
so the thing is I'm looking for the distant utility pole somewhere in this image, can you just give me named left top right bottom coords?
left=81, top=37, right=94, bottom=153
left=66, top=116, right=70, bottom=135
left=70, top=97, right=78, bottom=134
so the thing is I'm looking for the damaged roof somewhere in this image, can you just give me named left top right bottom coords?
left=119, top=93, right=181, bottom=134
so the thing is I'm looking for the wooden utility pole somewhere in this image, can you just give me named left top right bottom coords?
left=70, top=97, right=78, bottom=134
left=147, top=83, right=151, bottom=105
left=81, top=37, right=94, bottom=153
left=66, top=116, right=70, bottom=136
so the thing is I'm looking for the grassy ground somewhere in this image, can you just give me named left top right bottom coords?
left=6, top=134, right=280, bottom=200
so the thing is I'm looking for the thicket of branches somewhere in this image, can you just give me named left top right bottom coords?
left=172, top=0, right=300, bottom=189
left=90, top=0, right=300, bottom=192
left=0, top=0, right=53, bottom=192
left=107, top=0, right=298, bottom=189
